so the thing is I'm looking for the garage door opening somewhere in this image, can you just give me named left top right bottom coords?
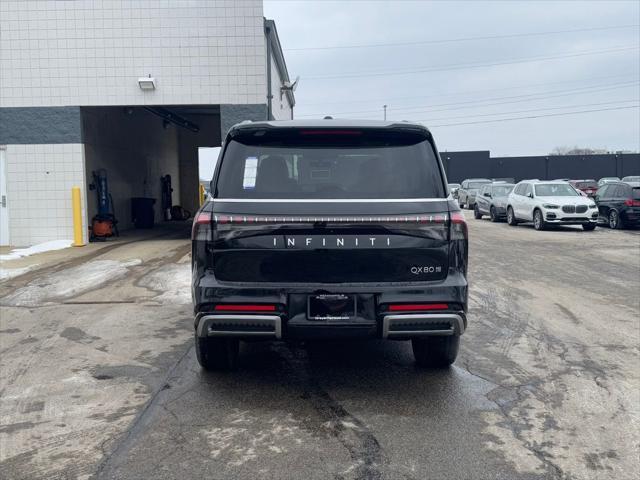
left=81, top=106, right=222, bottom=242
left=199, top=147, right=221, bottom=197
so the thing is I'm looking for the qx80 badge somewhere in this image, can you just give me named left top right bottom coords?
left=411, top=265, right=443, bottom=274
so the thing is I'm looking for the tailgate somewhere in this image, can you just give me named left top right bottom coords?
left=210, top=204, right=452, bottom=283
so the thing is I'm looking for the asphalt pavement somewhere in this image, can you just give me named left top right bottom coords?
left=0, top=215, right=638, bottom=480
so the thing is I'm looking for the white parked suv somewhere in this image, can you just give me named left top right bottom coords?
left=506, top=180, right=598, bottom=231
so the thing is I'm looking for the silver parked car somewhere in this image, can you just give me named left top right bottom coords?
left=621, top=176, right=640, bottom=183
left=598, top=177, right=620, bottom=187
left=458, top=178, right=491, bottom=209
left=474, top=183, right=515, bottom=221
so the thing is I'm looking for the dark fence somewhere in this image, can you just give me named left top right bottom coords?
left=441, top=151, right=640, bottom=183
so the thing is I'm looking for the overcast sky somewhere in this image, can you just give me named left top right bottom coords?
left=263, top=0, right=640, bottom=156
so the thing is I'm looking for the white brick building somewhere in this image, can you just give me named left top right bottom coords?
left=0, top=0, right=295, bottom=246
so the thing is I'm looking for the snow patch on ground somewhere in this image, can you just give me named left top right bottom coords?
left=0, top=240, right=73, bottom=261
left=0, top=265, right=36, bottom=282
left=137, top=262, right=191, bottom=304
left=0, top=259, right=142, bottom=306
left=203, top=411, right=302, bottom=467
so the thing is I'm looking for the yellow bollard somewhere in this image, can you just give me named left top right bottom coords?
left=71, top=186, right=85, bottom=247
left=199, top=184, right=206, bottom=206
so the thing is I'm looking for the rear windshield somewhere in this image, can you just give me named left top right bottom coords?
left=214, top=133, right=445, bottom=199
left=468, top=181, right=490, bottom=189
left=492, top=185, right=514, bottom=196
left=633, top=188, right=640, bottom=200
left=535, top=184, right=579, bottom=197
left=576, top=181, right=597, bottom=189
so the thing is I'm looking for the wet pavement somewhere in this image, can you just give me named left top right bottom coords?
left=0, top=216, right=638, bottom=479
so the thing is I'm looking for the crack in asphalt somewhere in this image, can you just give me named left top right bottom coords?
left=462, top=293, right=589, bottom=480
left=273, top=343, right=389, bottom=480
left=93, top=344, right=194, bottom=479
left=462, top=359, right=570, bottom=480
left=99, top=340, right=395, bottom=480
left=465, top=283, right=633, bottom=479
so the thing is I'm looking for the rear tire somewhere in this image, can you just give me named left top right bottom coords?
left=490, top=206, right=498, bottom=222
left=507, top=207, right=518, bottom=226
left=195, top=334, right=239, bottom=371
left=533, top=209, right=546, bottom=231
left=412, top=336, right=460, bottom=368
left=609, top=210, right=622, bottom=229
left=582, top=223, right=596, bottom=231
left=473, top=205, right=482, bottom=219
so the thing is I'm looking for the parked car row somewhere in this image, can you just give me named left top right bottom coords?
left=457, top=178, right=640, bottom=230
left=598, top=176, right=640, bottom=186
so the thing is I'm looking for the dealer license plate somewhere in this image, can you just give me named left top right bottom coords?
left=308, top=294, right=356, bottom=320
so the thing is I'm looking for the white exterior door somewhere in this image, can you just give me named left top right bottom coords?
left=515, top=184, right=529, bottom=219
left=511, top=186, right=524, bottom=218
left=0, top=147, right=8, bottom=246
left=520, top=184, right=534, bottom=221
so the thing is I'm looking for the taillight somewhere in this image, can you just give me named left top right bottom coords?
left=214, top=304, right=276, bottom=312
left=388, top=303, right=449, bottom=312
left=625, top=199, right=640, bottom=207
left=192, top=211, right=212, bottom=240
left=450, top=211, right=467, bottom=240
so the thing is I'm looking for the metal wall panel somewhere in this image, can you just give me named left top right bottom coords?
left=442, top=151, right=640, bottom=183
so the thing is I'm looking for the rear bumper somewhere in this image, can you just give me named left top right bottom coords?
left=622, top=209, right=640, bottom=225
left=195, top=311, right=467, bottom=340
left=196, top=314, right=282, bottom=338
left=382, top=313, right=465, bottom=338
left=193, top=272, right=468, bottom=340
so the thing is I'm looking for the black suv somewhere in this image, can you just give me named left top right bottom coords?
left=192, top=120, right=468, bottom=370
left=595, top=181, right=640, bottom=229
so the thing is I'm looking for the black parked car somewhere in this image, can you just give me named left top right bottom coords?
left=192, top=119, right=468, bottom=370
left=594, top=181, right=640, bottom=229
left=474, top=183, right=515, bottom=221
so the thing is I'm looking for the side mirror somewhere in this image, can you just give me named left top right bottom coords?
left=484, top=193, right=491, bottom=198
left=528, top=193, right=534, bottom=198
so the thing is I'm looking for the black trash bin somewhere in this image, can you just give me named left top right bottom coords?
left=131, top=197, right=156, bottom=229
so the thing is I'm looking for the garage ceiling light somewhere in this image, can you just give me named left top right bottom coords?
left=138, top=76, right=156, bottom=90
